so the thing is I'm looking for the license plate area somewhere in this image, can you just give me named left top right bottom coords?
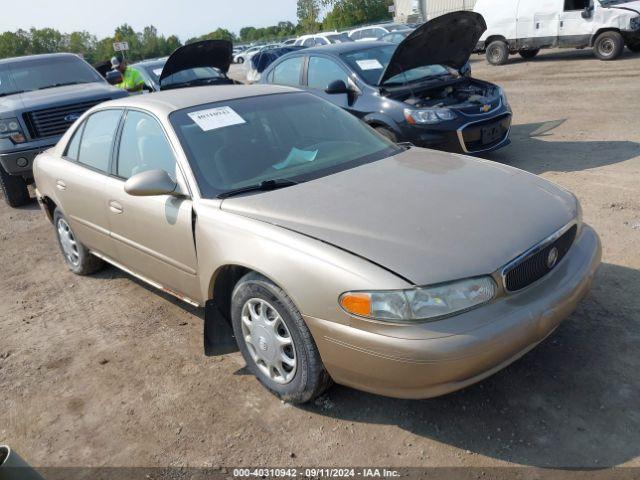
left=481, top=124, right=503, bottom=144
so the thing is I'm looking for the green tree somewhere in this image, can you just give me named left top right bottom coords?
left=322, top=0, right=393, bottom=30
left=30, top=28, right=64, bottom=54
left=297, top=0, right=321, bottom=33
left=0, top=30, right=31, bottom=58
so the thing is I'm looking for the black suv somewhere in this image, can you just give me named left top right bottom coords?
left=0, top=53, right=127, bottom=206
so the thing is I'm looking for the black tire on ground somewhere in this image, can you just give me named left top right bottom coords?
left=519, top=49, right=540, bottom=59
left=374, top=126, right=398, bottom=143
left=627, top=42, right=640, bottom=53
left=594, top=31, right=624, bottom=60
left=53, top=208, right=104, bottom=275
left=0, top=166, right=30, bottom=207
left=486, top=40, right=510, bottom=65
left=231, top=272, right=333, bottom=404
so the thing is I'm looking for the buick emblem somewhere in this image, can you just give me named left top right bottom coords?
left=64, top=112, right=81, bottom=123
left=547, top=247, right=559, bottom=269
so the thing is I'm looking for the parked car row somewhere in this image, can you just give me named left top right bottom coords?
left=1, top=11, right=604, bottom=406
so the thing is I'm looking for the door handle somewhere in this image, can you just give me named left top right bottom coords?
left=109, top=200, right=123, bottom=214
left=56, top=180, right=67, bottom=191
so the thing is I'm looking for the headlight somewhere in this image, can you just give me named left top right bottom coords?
left=404, top=107, right=457, bottom=125
left=339, top=276, right=497, bottom=323
left=0, top=117, right=26, bottom=143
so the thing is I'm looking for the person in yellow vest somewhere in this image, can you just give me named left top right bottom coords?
left=110, top=55, right=145, bottom=93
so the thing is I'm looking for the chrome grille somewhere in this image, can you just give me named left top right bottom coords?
left=503, top=224, right=578, bottom=292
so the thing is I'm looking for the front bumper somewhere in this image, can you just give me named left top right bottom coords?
left=0, top=144, right=55, bottom=177
left=305, top=224, right=601, bottom=399
left=400, top=110, right=512, bottom=155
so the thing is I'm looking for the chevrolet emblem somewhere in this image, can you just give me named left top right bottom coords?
left=480, top=104, right=491, bottom=113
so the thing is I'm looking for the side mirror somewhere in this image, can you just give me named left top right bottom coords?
left=124, top=169, right=178, bottom=197
left=106, top=69, right=123, bottom=86
left=325, top=79, right=351, bottom=95
left=581, top=7, right=593, bottom=19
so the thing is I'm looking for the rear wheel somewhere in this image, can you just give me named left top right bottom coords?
left=486, top=40, right=510, bottom=65
left=0, top=167, right=30, bottom=207
left=374, top=126, right=398, bottom=143
left=231, top=272, right=332, bottom=404
left=594, top=31, right=624, bottom=60
left=519, top=49, right=540, bottom=59
left=53, top=209, right=104, bottom=275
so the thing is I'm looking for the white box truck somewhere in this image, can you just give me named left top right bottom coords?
left=473, top=0, right=640, bottom=64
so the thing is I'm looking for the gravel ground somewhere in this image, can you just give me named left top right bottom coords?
left=1, top=47, right=639, bottom=471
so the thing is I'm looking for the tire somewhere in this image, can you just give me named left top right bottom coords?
left=231, top=272, right=332, bottom=403
left=627, top=42, right=640, bottom=53
left=594, top=31, right=624, bottom=60
left=486, top=40, right=510, bottom=65
left=374, top=126, right=398, bottom=143
left=0, top=166, right=30, bottom=207
left=53, top=208, right=104, bottom=275
left=519, top=49, right=540, bottom=59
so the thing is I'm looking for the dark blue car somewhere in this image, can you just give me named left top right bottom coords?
left=261, top=12, right=512, bottom=154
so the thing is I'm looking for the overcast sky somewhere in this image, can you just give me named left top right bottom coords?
left=4, top=0, right=300, bottom=40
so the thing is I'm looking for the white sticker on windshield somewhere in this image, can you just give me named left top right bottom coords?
left=152, top=68, right=163, bottom=76
left=188, top=106, right=246, bottom=132
left=356, top=59, right=383, bottom=70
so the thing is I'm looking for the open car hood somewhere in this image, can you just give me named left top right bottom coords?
left=160, top=40, right=232, bottom=84
left=379, top=11, right=486, bottom=85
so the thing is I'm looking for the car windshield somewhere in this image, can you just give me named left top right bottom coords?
left=161, top=66, right=223, bottom=87
left=326, top=33, right=354, bottom=43
left=170, top=92, right=401, bottom=198
left=0, top=55, right=102, bottom=96
left=139, top=61, right=167, bottom=84
left=599, top=0, right=632, bottom=4
left=341, top=45, right=450, bottom=86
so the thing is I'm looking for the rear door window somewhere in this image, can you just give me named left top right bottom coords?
left=77, top=110, right=122, bottom=173
left=272, top=56, right=303, bottom=86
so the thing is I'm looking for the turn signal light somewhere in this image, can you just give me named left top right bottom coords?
left=339, top=293, right=371, bottom=316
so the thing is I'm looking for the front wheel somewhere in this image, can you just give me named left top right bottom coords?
left=594, top=31, right=624, bottom=60
left=53, top=209, right=104, bottom=275
left=519, top=49, right=540, bottom=59
left=231, top=272, right=332, bottom=404
left=0, top=167, right=30, bottom=207
left=486, top=40, right=510, bottom=65
left=375, top=126, right=398, bottom=143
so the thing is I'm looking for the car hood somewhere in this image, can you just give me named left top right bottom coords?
left=606, top=0, right=640, bottom=14
left=0, top=81, right=125, bottom=113
left=160, top=40, right=232, bottom=83
left=220, top=148, right=578, bottom=286
left=379, top=11, right=487, bottom=85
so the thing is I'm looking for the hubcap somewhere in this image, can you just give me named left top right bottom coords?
left=601, top=39, right=614, bottom=55
left=57, top=218, right=80, bottom=266
left=240, top=298, right=296, bottom=385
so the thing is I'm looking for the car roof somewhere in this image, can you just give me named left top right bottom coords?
left=302, top=41, right=392, bottom=55
left=97, top=84, right=299, bottom=117
left=0, top=52, right=82, bottom=65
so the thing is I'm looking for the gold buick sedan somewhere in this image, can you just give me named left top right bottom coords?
left=34, top=85, right=601, bottom=403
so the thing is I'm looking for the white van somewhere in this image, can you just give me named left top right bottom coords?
left=474, top=0, right=640, bottom=64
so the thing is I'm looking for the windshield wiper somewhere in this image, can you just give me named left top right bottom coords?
left=38, top=81, right=88, bottom=90
left=217, top=179, right=299, bottom=199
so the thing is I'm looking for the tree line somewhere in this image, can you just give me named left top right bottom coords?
left=0, top=0, right=393, bottom=64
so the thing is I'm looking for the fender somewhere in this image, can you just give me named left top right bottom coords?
left=362, top=112, right=402, bottom=137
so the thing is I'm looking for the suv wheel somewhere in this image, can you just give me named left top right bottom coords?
left=594, top=31, right=624, bottom=60
left=486, top=40, right=510, bottom=65
left=53, top=209, right=104, bottom=275
left=0, top=167, right=30, bottom=207
left=231, top=272, right=332, bottom=403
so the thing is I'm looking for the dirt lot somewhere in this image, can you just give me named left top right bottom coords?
left=1, top=48, right=639, bottom=471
